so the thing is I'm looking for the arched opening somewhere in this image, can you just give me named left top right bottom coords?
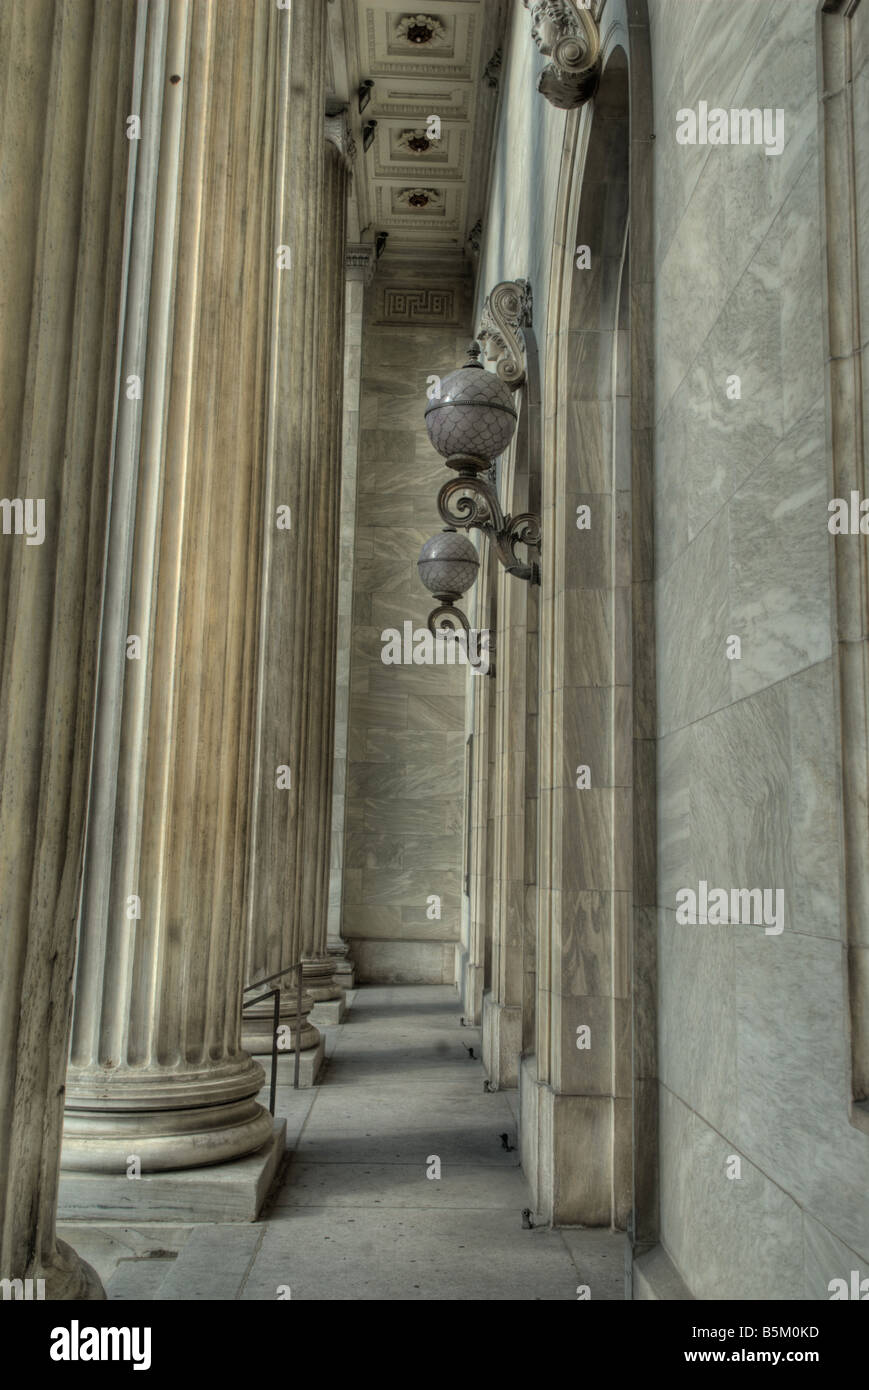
left=527, top=20, right=657, bottom=1242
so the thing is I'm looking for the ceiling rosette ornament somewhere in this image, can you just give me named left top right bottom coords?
left=395, top=13, right=448, bottom=46
left=396, top=128, right=442, bottom=156
left=395, top=187, right=443, bottom=210
left=477, top=279, right=533, bottom=390
left=523, top=0, right=601, bottom=109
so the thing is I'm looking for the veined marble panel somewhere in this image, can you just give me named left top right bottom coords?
left=345, top=305, right=469, bottom=982
left=656, top=0, right=819, bottom=414
left=734, top=925, right=869, bottom=1258
left=653, top=1, right=773, bottom=270
left=658, top=908, right=738, bottom=1140
left=552, top=890, right=627, bottom=1000
left=364, top=729, right=465, bottom=766
left=658, top=1085, right=806, bottom=1300
left=728, top=396, right=831, bottom=699
left=555, top=684, right=632, bottom=790
left=656, top=507, right=730, bottom=736
left=660, top=665, right=840, bottom=942
left=344, top=833, right=404, bottom=871
left=803, top=1210, right=869, bottom=1299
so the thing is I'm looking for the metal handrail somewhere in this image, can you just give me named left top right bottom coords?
left=241, top=986, right=280, bottom=1114
left=241, top=961, right=305, bottom=1096
left=243, top=963, right=303, bottom=993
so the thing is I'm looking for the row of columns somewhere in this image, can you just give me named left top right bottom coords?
left=0, top=0, right=356, bottom=1296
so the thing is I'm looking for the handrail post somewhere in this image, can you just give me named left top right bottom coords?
left=294, top=962, right=303, bottom=1090
left=270, top=986, right=280, bottom=1116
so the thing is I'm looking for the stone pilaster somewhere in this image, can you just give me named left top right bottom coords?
left=464, top=550, right=496, bottom=1028
left=528, top=62, right=633, bottom=1227
left=243, top=0, right=338, bottom=1055
left=480, top=295, right=538, bottom=1085
left=61, top=0, right=283, bottom=1175
left=0, top=0, right=138, bottom=1296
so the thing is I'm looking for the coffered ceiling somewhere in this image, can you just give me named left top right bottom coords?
left=331, top=0, right=508, bottom=264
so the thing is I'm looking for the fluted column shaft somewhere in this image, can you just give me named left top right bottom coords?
left=0, top=0, right=136, bottom=1293
left=62, top=0, right=282, bottom=1173
left=327, top=248, right=372, bottom=985
left=244, top=18, right=349, bottom=1037
left=298, top=134, right=349, bottom=1002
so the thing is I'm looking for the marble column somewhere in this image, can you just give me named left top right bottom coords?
left=299, top=121, right=352, bottom=1011
left=0, top=0, right=136, bottom=1295
left=327, top=243, right=376, bottom=990
left=243, top=1, right=340, bottom=1056
left=61, top=0, right=283, bottom=1174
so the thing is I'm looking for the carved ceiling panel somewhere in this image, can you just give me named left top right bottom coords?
left=347, top=0, right=498, bottom=256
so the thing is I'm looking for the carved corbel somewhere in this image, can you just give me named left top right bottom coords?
left=523, top=0, right=601, bottom=109
left=345, top=244, right=376, bottom=285
left=325, top=109, right=356, bottom=170
left=477, top=279, right=533, bottom=391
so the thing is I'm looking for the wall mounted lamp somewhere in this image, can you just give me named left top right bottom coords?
left=362, top=120, right=377, bottom=151
left=357, top=79, right=374, bottom=114
left=417, top=286, right=541, bottom=646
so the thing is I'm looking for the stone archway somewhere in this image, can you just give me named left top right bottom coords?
left=526, top=0, right=657, bottom=1241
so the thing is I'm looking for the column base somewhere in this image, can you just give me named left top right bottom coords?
left=481, top=992, right=521, bottom=1087
left=268, top=1038, right=326, bottom=1089
left=309, top=992, right=346, bottom=1026
left=35, top=1239, right=107, bottom=1301
left=243, top=986, right=321, bottom=1055
left=301, top=955, right=343, bottom=1002
left=61, top=1092, right=274, bottom=1175
left=327, top=945, right=355, bottom=990
left=58, top=1119, right=287, bottom=1222
left=457, top=947, right=484, bottom=1023
left=519, top=1055, right=628, bottom=1225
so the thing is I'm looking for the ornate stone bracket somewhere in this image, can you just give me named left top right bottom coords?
left=477, top=279, right=533, bottom=391
left=523, top=0, right=601, bottom=109
left=345, top=244, right=376, bottom=284
left=325, top=109, right=356, bottom=169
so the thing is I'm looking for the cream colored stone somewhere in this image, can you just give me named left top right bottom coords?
left=0, top=0, right=141, bottom=1300
left=62, top=0, right=287, bottom=1180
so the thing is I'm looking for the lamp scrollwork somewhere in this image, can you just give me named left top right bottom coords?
left=418, top=309, right=542, bottom=641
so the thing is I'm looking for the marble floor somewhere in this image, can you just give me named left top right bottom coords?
left=60, top=985, right=625, bottom=1301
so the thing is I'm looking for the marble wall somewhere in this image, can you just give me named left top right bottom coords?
left=651, top=0, right=869, bottom=1298
left=467, top=0, right=868, bottom=1295
left=469, top=0, right=654, bottom=1229
left=343, top=275, right=472, bottom=983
